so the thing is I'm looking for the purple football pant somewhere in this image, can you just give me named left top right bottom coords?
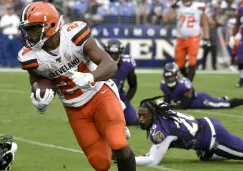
left=190, top=92, right=230, bottom=109
left=120, top=91, right=138, bottom=125
left=197, top=118, right=243, bottom=160
left=237, top=40, right=243, bottom=64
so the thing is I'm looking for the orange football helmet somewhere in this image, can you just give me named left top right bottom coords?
left=19, top=2, right=62, bottom=49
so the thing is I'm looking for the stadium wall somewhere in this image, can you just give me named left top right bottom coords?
left=0, top=25, right=229, bottom=68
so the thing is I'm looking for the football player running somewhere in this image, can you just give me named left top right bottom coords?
left=160, top=62, right=243, bottom=109
left=164, top=0, right=209, bottom=81
left=0, top=135, right=18, bottom=170
left=104, top=39, right=138, bottom=126
left=231, top=1, right=243, bottom=87
left=136, top=97, right=243, bottom=166
left=17, top=2, right=136, bottom=171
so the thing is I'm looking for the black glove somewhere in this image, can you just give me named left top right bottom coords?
left=202, top=38, right=211, bottom=48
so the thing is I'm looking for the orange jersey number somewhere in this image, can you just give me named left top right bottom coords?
left=180, top=15, right=195, bottom=28
left=67, top=23, right=79, bottom=32
left=53, top=62, right=95, bottom=100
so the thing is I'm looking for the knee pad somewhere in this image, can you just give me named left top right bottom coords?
left=88, top=154, right=111, bottom=171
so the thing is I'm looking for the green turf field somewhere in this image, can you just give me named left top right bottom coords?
left=1, top=71, right=243, bottom=171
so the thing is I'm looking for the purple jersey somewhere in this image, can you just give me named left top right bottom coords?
left=239, top=6, right=243, bottom=37
left=112, top=54, right=136, bottom=92
left=160, top=77, right=193, bottom=103
left=150, top=111, right=212, bottom=150
left=161, top=77, right=230, bottom=109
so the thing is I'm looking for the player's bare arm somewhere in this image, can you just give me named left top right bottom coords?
left=201, top=13, right=209, bottom=39
left=83, top=37, right=118, bottom=81
left=124, top=70, right=137, bottom=105
left=233, top=14, right=241, bottom=36
left=163, top=8, right=176, bottom=23
left=27, top=70, right=46, bottom=85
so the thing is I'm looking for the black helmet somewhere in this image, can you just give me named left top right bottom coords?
left=163, top=62, right=180, bottom=87
left=104, top=39, right=124, bottom=63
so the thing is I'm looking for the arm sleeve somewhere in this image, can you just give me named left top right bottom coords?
left=124, top=69, right=137, bottom=104
left=136, top=136, right=178, bottom=166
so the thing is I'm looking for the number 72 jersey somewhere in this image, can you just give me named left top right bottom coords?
left=175, top=2, right=206, bottom=38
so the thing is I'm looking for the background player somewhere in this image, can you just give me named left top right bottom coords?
left=164, top=0, right=209, bottom=81
left=232, top=2, right=243, bottom=87
left=104, top=39, right=138, bottom=126
left=18, top=2, right=136, bottom=171
left=0, top=135, right=18, bottom=170
left=161, top=62, right=243, bottom=109
left=135, top=96, right=243, bottom=166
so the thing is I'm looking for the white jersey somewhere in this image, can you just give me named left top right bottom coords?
left=175, top=2, right=205, bottom=38
left=18, top=21, right=114, bottom=107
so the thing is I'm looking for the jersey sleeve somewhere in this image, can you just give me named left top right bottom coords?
left=239, top=6, right=243, bottom=16
left=150, top=123, right=168, bottom=144
left=63, top=21, right=91, bottom=49
left=179, top=78, right=193, bottom=92
left=18, top=48, right=39, bottom=70
left=121, top=55, right=136, bottom=71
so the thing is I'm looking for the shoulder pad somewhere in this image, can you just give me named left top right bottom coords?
left=161, top=80, right=166, bottom=84
left=195, top=2, right=206, bottom=11
left=63, top=21, right=91, bottom=46
left=18, top=48, right=39, bottom=70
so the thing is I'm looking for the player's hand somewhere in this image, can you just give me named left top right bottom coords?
left=202, top=38, right=211, bottom=48
left=229, top=36, right=235, bottom=48
left=125, top=127, right=131, bottom=139
left=30, top=88, right=55, bottom=113
left=68, top=70, right=94, bottom=89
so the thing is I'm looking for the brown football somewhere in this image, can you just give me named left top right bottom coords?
left=31, top=79, right=55, bottom=98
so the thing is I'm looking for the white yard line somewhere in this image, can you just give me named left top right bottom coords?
left=193, top=110, right=243, bottom=119
left=0, top=134, right=180, bottom=171
left=0, top=88, right=26, bottom=94
left=0, top=119, right=11, bottom=123
left=150, top=165, right=181, bottom=171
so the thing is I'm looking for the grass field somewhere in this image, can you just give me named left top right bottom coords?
left=1, top=70, right=243, bottom=171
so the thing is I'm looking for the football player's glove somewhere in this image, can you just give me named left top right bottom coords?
left=30, top=88, right=55, bottom=113
left=202, top=38, right=211, bottom=48
left=125, top=127, right=131, bottom=140
left=0, top=135, right=17, bottom=170
left=68, top=70, right=94, bottom=89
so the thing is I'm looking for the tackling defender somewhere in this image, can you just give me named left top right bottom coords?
left=17, top=2, right=136, bottom=171
left=164, top=0, right=209, bottom=81
left=161, top=62, right=243, bottom=109
left=104, top=39, right=138, bottom=126
left=136, top=96, right=243, bottom=166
